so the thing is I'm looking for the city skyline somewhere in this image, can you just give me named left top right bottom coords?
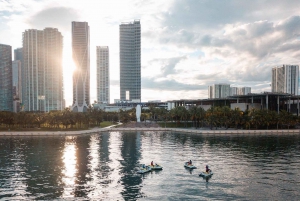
left=0, top=0, right=300, bottom=106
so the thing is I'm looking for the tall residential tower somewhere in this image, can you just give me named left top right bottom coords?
left=72, top=21, right=90, bottom=112
left=208, top=83, right=230, bottom=98
left=119, top=20, right=141, bottom=101
left=272, top=65, right=299, bottom=95
left=96, top=46, right=110, bottom=103
left=22, top=28, right=63, bottom=111
left=0, top=44, right=13, bottom=111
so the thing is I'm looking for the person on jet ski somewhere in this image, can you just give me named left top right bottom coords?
left=206, top=165, right=211, bottom=173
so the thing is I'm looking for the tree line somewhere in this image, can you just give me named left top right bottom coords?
left=0, top=105, right=299, bottom=130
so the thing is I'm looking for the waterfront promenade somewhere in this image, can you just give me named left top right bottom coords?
left=0, top=122, right=300, bottom=136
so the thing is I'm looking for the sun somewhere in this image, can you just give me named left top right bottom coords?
left=63, top=45, right=76, bottom=107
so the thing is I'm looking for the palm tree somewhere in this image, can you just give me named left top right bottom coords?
left=189, top=106, right=198, bottom=128
left=197, top=107, right=206, bottom=128
left=231, top=107, right=242, bottom=129
left=221, top=106, right=231, bottom=129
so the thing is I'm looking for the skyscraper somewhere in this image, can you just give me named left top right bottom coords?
left=230, top=87, right=251, bottom=96
left=14, top=48, right=23, bottom=104
left=208, top=83, right=230, bottom=98
left=96, top=46, right=110, bottom=103
left=272, top=65, right=299, bottom=95
left=12, top=60, right=21, bottom=99
left=119, top=20, right=141, bottom=101
left=22, top=28, right=63, bottom=111
left=0, top=44, right=13, bottom=111
left=14, top=48, right=23, bottom=61
left=72, top=21, right=90, bottom=112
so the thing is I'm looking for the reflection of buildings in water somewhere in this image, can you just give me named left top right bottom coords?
left=99, top=133, right=110, bottom=182
left=120, top=131, right=143, bottom=200
left=0, top=138, right=26, bottom=197
left=105, top=131, right=124, bottom=200
left=86, top=134, right=101, bottom=198
left=0, top=137, right=67, bottom=198
left=73, top=135, right=91, bottom=197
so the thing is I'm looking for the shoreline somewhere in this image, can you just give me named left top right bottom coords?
left=0, top=127, right=299, bottom=136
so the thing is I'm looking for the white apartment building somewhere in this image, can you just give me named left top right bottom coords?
left=272, top=65, right=299, bottom=95
left=72, top=21, right=90, bottom=112
left=230, top=87, right=251, bottom=96
left=96, top=46, right=110, bottom=103
left=208, top=83, right=230, bottom=98
left=230, top=87, right=238, bottom=96
left=22, top=28, right=63, bottom=111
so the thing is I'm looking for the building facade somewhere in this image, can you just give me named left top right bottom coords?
left=12, top=60, right=21, bottom=99
left=272, top=65, right=299, bottom=95
left=230, top=87, right=238, bottom=96
left=230, top=87, right=251, bottom=96
left=208, top=83, right=230, bottom=98
left=119, top=20, right=141, bottom=101
left=96, top=46, right=110, bottom=103
left=0, top=44, right=13, bottom=111
left=238, top=87, right=251, bottom=95
left=22, top=28, right=63, bottom=112
left=72, top=21, right=90, bottom=112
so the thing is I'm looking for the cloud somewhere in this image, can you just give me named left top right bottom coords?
left=161, top=0, right=300, bottom=30
left=27, top=7, right=80, bottom=31
left=142, top=77, right=206, bottom=91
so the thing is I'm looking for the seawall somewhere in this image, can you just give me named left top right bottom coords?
left=0, top=128, right=300, bottom=136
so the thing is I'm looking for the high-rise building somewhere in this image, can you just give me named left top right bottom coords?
left=238, top=87, right=251, bottom=95
left=119, top=20, right=141, bottom=101
left=14, top=48, right=23, bottom=104
left=72, top=21, right=90, bottom=112
left=208, top=83, right=230, bottom=98
left=230, top=87, right=251, bottom=96
left=14, top=48, right=23, bottom=61
left=22, top=28, right=63, bottom=111
left=230, top=87, right=238, bottom=96
left=12, top=60, right=21, bottom=99
left=272, top=65, right=299, bottom=95
left=0, top=44, right=13, bottom=111
left=96, top=46, right=110, bottom=103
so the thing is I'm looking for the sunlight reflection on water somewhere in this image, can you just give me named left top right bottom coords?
left=62, top=137, right=76, bottom=197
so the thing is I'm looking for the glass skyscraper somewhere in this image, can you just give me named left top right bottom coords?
left=119, top=20, right=141, bottom=101
left=0, top=44, right=13, bottom=111
left=72, top=21, right=90, bottom=112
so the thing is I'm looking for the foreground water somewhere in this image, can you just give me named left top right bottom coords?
left=0, top=131, right=299, bottom=200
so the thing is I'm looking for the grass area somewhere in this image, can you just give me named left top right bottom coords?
left=100, top=121, right=118, bottom=128
left=0, top=127, right=88, bottom=131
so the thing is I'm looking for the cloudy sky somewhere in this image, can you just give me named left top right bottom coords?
left=1, top=0, right=300, bottom=106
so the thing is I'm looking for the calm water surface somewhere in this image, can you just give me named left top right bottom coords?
left=0, top=131, right=300, bottom=200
